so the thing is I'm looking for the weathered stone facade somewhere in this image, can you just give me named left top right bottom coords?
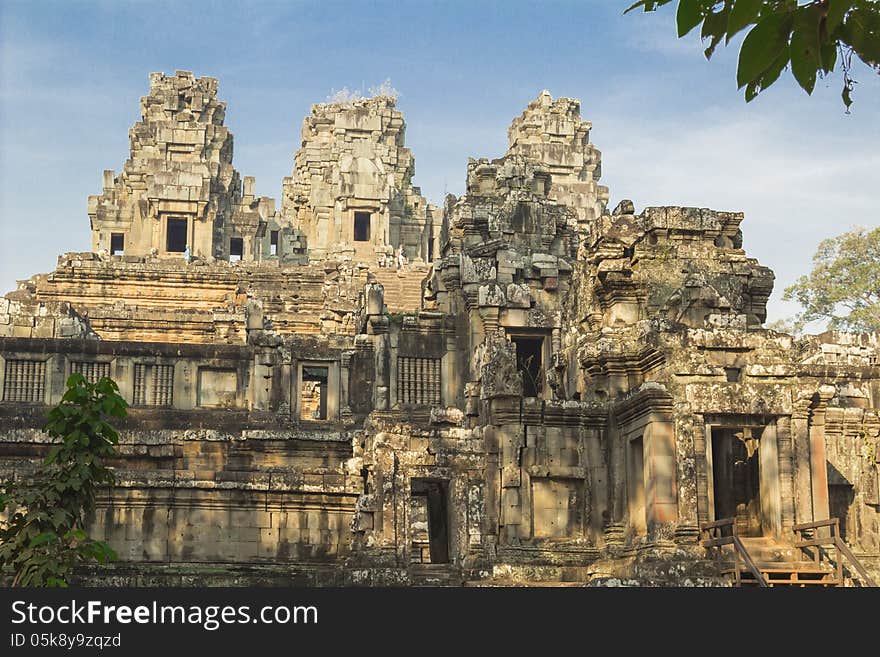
left=282, top=95, right=440, bottom=266
left=1, top=72, right=877, bottom=586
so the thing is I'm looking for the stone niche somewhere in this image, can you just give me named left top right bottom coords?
left=197, top=367, right=238, bottom=408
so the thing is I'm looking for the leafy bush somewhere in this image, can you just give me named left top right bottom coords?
left=0, top=374, right=127, bottom=586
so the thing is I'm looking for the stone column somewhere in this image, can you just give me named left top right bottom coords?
left=340, top=350, right=353, bottom=425
left=674, top=412, right=699, bottom=528
left=808, top=385, right=836, bottom=530
left=791, top=397, right=813, bottom=524
left=645, top=418, right=678, bottom=529
left=585, top=427, right=608, bottom=541
left=365, top=281, right=390, bottom=410
left=759, top=422, right=782, bottom=538
left=483, top=426, right=501, bottom=545
left=442, top=331, right=458, bottom=406
left=776, top=415, right=795, bottom=533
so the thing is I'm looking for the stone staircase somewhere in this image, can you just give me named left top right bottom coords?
left=370, top=267, right=427, bottom=314
left=724, top=537, right=838, bottom=587
left=408, top=563, right=463, bottom=586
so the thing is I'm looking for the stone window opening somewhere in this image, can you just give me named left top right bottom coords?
left=110, top=233, right=125, bottom=256
left=397, top=357, right=441, bottom=406
left=270, top=230, right=279, bottom=256
left=2, top=359, right=46, bottom=403
left=166, top=217, right=188, bottom=253
left=300, top=366, right=328, bottom=421
left=410, top=479, right=449, bottom=564
left=70, top=361, right=110, bottom=383
left=725, top=367, right=741, bottom=383
left=230, top=237, right=243, bottom=262
left=133, top=363, right=174, bottom=407
left=512, top=335, right=544, bottom=398
left=353, top=211, right=371, bottom=242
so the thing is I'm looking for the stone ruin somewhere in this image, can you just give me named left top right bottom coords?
left=1, top=72, right=877, bottom=586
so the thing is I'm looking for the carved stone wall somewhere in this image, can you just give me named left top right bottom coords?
left=1, top=80, right=878, bottom=586
left=282, top=96, right=440, bottom=265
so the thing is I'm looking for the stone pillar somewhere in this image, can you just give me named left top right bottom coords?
left=759, top=422, right=782, bottom=538
left=776, top=415, right=795, bottom=533
left=674, top=412, right=699, bottom=528
left=252, top=348, right=274, bottom=411
left=442, top=332, right=458, bottom=406
left=365, top=281, right=390, bottom=410
left=340, top=350, right=353, bottom=425
left=645, top=419, right=678, bottom=528
left=791, top=398, right=813, bottom=525
left=498, top=423, right=525, bottom=542
left=370, top=325, right=390, bottom=411
left=608, top=419, right=627, bottom=525
left=808, top=385, right=836, bottom=530
left=279, top=357, right=292, bottom=417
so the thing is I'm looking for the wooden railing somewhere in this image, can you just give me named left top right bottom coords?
left=700, top=518, right=768, bottom=587
left=793, top=518, right=877, bottom=587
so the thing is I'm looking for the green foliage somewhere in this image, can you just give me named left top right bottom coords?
left=783, top=226, right=880, bottom=333
left=0, top=374, right=127, bottom=586
left=625, top=0, right=880, bottom=109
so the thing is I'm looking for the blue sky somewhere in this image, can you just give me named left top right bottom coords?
left=1, top=0, right=878, bottom=324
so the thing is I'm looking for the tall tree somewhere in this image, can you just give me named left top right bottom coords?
left=784, top=226, right=880, bottom=332
left=0, top=374, right=126, bottom=586
left=625, top=1, right=880, bottom=110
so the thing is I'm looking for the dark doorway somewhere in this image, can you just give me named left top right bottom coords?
left=411, top=479, right=449, bottom=564
left=829, top=483, right=854, bottom=543
left=166, top=217, right=188, bottom=252
left=512, top=336, right=543, bottom=397
left=230, top=237, right=243, bottom=262
left=427, top=236, right=434, bottom=262
left=711, top=427, right=762, bottom=536
left=354, top=212, right=371, bottom=242
left=270, top=230, right=279, bottom=256
left=110, top=233, right=124, bottom=255
left=300, top=366, right=328, bottom=421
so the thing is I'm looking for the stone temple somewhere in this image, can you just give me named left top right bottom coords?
left=1, top=71, right=878, bottom=586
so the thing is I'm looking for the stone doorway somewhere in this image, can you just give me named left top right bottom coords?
left=710, top=426, right=763, bottom=536
left=410, top=479, right=449, bottom=564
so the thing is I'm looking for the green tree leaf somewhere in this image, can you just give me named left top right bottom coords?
left=702, top=7, right=731, bottom=59
left=841, top=6, right=880, bottom=67
left=727, top=0, right=764, bottom=42
left=819, top=40, right=838, bottom=73
left=825, top=0, right=852, bottom=34
left=790, top=6, right=823, bottom=93
left=677, top=0, right=705, bottom=37
left=625, top=0, right=879, bottom=109
left=737, top=12, right=793, bottom=89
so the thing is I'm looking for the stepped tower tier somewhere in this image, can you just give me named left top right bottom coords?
left=282, top=95, right=440, bottom=267
left=87, top=71, right=295, bottom=263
